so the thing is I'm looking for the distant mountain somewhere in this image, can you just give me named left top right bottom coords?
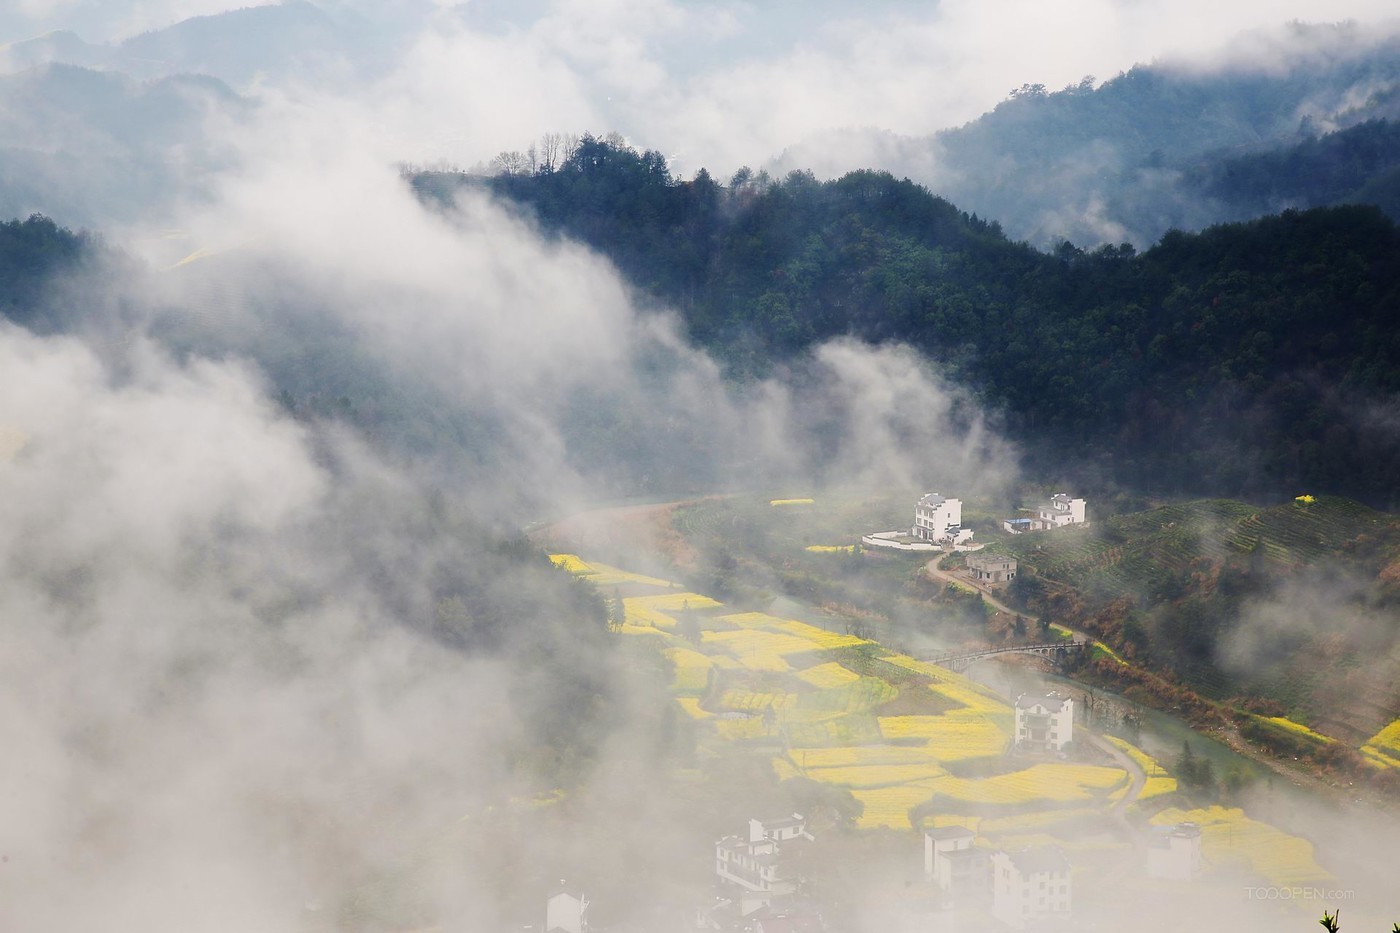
left=0, top=29, right=104, bottom=71
left=0, top=1, right=394, bottom=89
left=0, top=63, right=248, bottom=227
left=773, top=22, right=1400, bottom=248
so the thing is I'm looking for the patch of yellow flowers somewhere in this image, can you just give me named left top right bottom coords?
left=1151, top=806, right=1332, bottom=887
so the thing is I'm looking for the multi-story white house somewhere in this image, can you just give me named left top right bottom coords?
left=1014, top=692, right=1074, bottom=752
left=913, top=493, right=974, bottom=546
left=1147, top=822, right=1202, bottom=881
left=1033, top=494, right=1087, bottom=530
left=1003, top=495, right=1087, bottom=534
left=924, top=826, right=990, bottom=907
left=715, top=814, right=814, bottom=915
left=991, top=846, right=1072, bottom=929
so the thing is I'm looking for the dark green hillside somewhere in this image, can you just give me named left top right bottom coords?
left=1188, top=119, right=1400, bottom=222
left=998, top=497, right=1400, bottom=744
left=415, top=145, right=1400, bottom=507
left=0, top=214, right=89, bottom=329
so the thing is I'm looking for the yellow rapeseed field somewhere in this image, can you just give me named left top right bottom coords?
left=625, top=601, right=679, bottom=630
left=1137, top=776, right=1179, bottom=801
left=715, top=716, right=772, bottom=741
left=850, top=784, right=939, bottom=829
left=1361, top=719, right=1400, bottom=768
left=1151, top=806, right=1332, bottom=887
left=628, top=592, right=723, bottom=612
left=549, top=553, right=595, bottom=575
left=928, top=763, right=1128, bottom=807
left=797, top=662, right=863, bottom=689
left=674, top=697, right=714, bottom=720
left=804, top=762, right=948, bottom=788
left=979, top=808, right=1101, bottom=835
left=703, top=629, right=827, bottom=666
left=805, top=545, right=855, bottom=553
left=663, top=647, right=713, bottom=693
left=720, top=611, right=792, bottom=628
left=786, top=745, right=943, bottom=769
left=770, top=498, right=815, bottom=506
left=577, top=561, right=675, bottom=588
left=1261, top=716, right=1334, bottom=744
left=774, top=620, right=869, bottom=649
left=877, top=715, right=1008, bottom=760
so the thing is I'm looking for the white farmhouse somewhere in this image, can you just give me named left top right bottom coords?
left=1003, top=495, right=1087, bottom=534
left=1032, top=494, right=1087, bottom=530
left=966, top=553, right=1017, bottom=584
left=546, top=887, right=589, bottom=933
left=913, top=493, right=974, bottom=546
left=1014, top=692, right=1074, bottom=752
left=924, top=826, right=990, bottom=906
left=991, top=846, right=1072, bottom=929
left=715, top=814, right=814, bottom=915
left=1147, top=822, right=1202, bottom=881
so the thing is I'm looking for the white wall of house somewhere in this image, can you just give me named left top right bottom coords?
left=1014, top=693, right=1074, bottom=751
left=1147, top=824, right=1202, bottom=881
left=546, top=891, right=588, bottom=933
left=991, top=849, right=1071, bottom=929
left=913, top=493, right=973, bottom=544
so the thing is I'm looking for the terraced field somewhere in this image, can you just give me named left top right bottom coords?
left=550, top=550, right=1339, bottom=882
left=1361, top=719, right=1400, bottom=769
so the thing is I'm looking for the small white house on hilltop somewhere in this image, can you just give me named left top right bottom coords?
left=913, top=493, right=974, bottom=546
left=991, top=846, right=1072, bottom=929
left=1034, top=494, right=1086, bottom=530
left=1014, top=692, right=1074, bottom=752
left=1004, top=495, right=1087, bottom=534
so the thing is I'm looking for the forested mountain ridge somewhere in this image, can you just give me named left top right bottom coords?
left=415, top=139, right=1400, bottom=507
left=1187, top=118, right=1400, bottom=221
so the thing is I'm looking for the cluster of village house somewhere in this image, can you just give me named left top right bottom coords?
left=544, top=691, right=1201, bottom=933
left=912, top=492, right=1088, bottom=549
left=905, top=492, right=1088, bottom=585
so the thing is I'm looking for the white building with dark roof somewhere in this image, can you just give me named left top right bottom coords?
left=1032, top=494, right=1086, bottom=530
left=913, top=493, right=974, bottom=546
left=1004, top=495, right=1087, bottom=534
left=715, top=814, right=814, bottom=915
left=1014, top=692, right=1074, bottom=752
left=1147, top=822, right=1202, bottom=881
left=925, top=826, right=990, bottom=906
left=991, top=846, right=1071, bottom=929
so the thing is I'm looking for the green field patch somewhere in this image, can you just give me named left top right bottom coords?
left=796, top=676, right=899, bottom=714
left=784, top=712, right=883, bottom=747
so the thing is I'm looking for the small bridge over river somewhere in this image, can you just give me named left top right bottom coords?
left=922, top=641, right=1087, bottom=673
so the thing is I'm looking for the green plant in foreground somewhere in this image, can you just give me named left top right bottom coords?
left=1316, top=911, right=1400, bottom=932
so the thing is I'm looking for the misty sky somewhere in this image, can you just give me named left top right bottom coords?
left=3, top=0, right=1399, bottom=175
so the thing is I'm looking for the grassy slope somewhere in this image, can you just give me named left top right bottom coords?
left=995, top=496, right=1400, bottom=753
